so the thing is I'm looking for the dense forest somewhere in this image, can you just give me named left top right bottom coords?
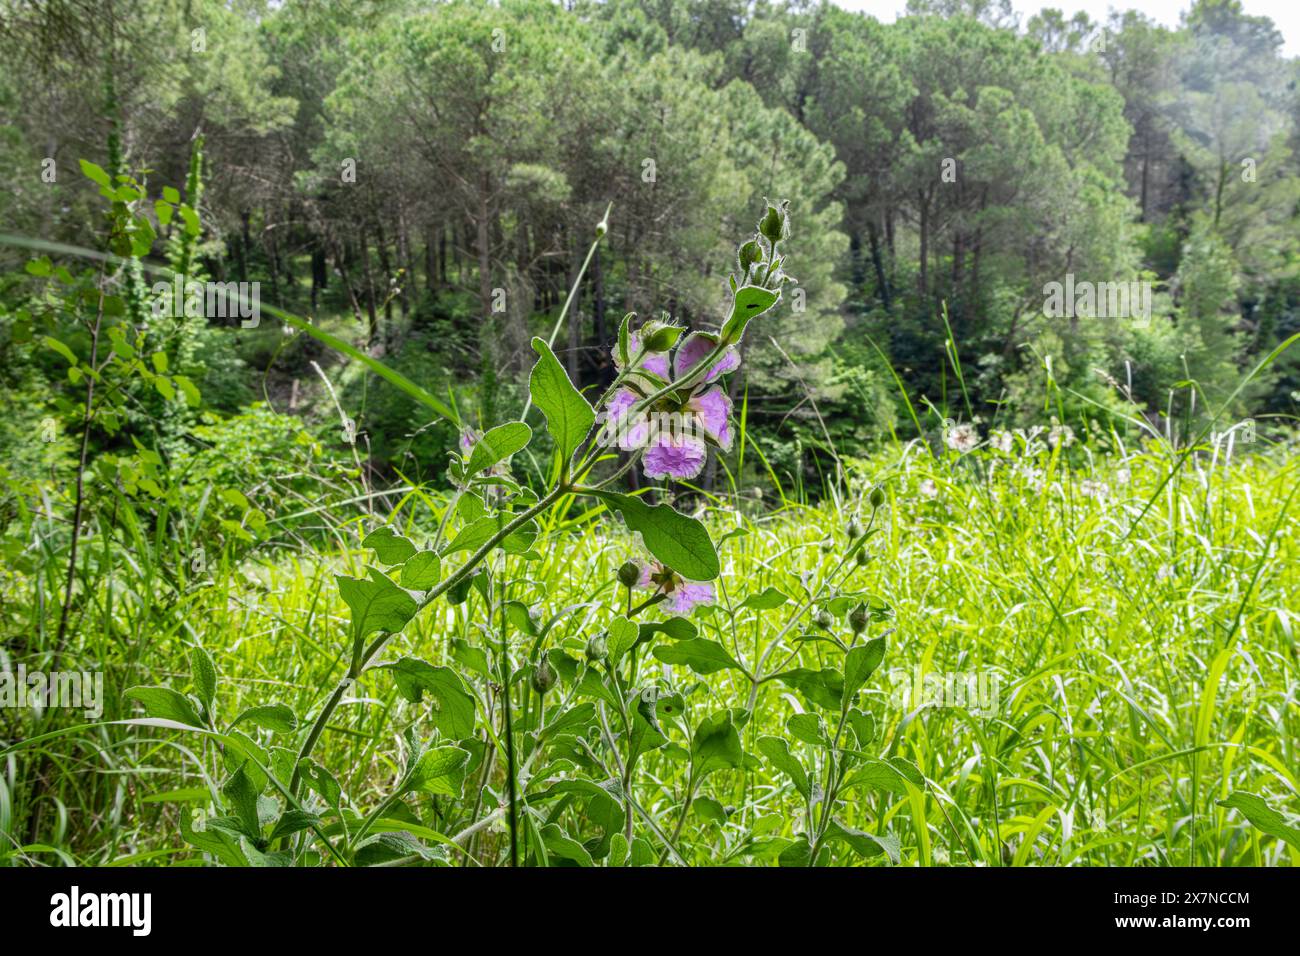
left=3, top=0, right=1297, bottom=491
left=1, top=0, right=1298, bottom=878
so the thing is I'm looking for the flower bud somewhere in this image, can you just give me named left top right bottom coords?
left=639, top=319, right=683, bottom=353
left=869, top=486, right=886, bottom=509
left=738, top=239, right=763, bottom=276
left=849, top=604, right=869, bottom=634
left=617, top=561, right=641, bottom=588
left=846, top=516, right=863, bottom=539
left=854, top=548, right=870, bottom=567
left=585, top=632, right=608, bottom=663
left=759, top=204, right=784, bottom=244
left=531, top=657, right=557, bottom=696
left=814, top=609, right=834, bottom=630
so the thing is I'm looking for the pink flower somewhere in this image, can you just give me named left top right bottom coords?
left=682, top=385, right=733, bottom=450
left=635, top=560, right=716, bottom=613
left=616, top=332, right=670, bottom=380
left=643, top=432, right=707, bottom=480
left=674, top=332, right=739, bottom=384
left=605, top=388, right=649, bottom=450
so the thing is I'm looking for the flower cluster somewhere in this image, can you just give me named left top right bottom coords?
left=606, top=331, right=738, bottom=480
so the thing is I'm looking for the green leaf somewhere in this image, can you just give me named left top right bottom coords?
left=269, top=809, right=321, bottom=842
left=79, top=159, right=111, bottom=188
left=1218, top=792, right=1300, bottom=850
left=773, top=667, right=844, bottom=711
left=404, top=746, right=471, bottom=798
left=825, top=820, right=900, bottom=864
left=652, top=638, right=742, bottom=675
left=336, top=569, right=417, bottom=648
left=362, top=526, right=417, bottom=565
left=637, top=617, right=698, bottom=644
left=606, top=616, right=639, bottom=663
left=162, top=185, right=181, bottom=204
left=589, top=490, right=719, bottom=581
left=42, top=335, right=76, bottom=365
left=740, top=586, right=789, bottom=610
left=189, top=647, right=217, bottom=716
left=231, top=704, right=298, bottom=734
left=221, top=764, right=263, bottom=840
left=786, top=712, right=830, bottom=748
left=173, top=374, right=201, bottom=408
left=720, top=285, right=780, bottom=345
left=756, top=735, right=810, bottom=800
left=399, top=551, right=441, bottom=589
left=539, top=823, right=594, bottom=867
left=529, top=337, right=594, bottom=462
left=465, top=421, right=531, bottom=475
left=843, top=757, right=923, bottom=795
left=123, top=686, right=204, bottom=727
left=376, top=657, right=476, bottom=738
left=692, top=710, right=744, bottom=778
left=445, top=513, right=537, bottom=556
left=844, top=636, right=887, bottom=699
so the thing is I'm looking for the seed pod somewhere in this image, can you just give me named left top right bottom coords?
left=814, top=609, right=834, bottom=630
left=585, top=632, right=608, bottom=663
left=849, top=604, right=869, bottom=634
left=869, top=486, right=886, bottom=509
left=531, top=657, right=557, bottom=696
left=617, top=561, right=641, bottom=588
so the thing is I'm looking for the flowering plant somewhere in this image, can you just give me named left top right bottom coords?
left=125, top=202, right=906, bottom=867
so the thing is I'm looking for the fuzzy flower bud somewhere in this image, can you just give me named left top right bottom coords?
left=617, top=561, right=641, bottom=589
left=585, top=632, right=608, bottom=663
left=531, top=657, right=557, bottom=696
left=869, top=486, right=886, bottom=509
left=849, top=604, right=869, bottom=635
left=814, top=609, right=834, bottom=630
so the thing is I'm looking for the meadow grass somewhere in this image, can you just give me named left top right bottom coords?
left=2, top=427, right=1296, bottom=866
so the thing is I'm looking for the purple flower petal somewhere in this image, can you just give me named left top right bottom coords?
left=605, top=388, right=649, bottom=449
left=666, top=580, right=715, bottom=614
left=674, top=332, right=739, bottom=383
left=642, top=433, right=707, bottom=481
left=686, top=386, right=733, bottom=450
left=615, top=333, right=670, bottom=381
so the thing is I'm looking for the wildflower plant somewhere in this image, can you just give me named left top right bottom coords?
left=121, top=202, right=909, bottom=867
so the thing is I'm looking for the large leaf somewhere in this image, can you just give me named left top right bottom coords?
left=1218, top=791, right=1300, bottom=851
left=692, top=710, right=744, bottom=778
left=652, top=638, right=742, bottom=676
left=465, top=421, right=532, bottom=475
left=825, top=820, right=900, bottom=864
left=589, top=490, right=719, bottom=581
left=336, top=569, right=418, bottom=648
left=190, top=647, right=217, bottom=716
left=404, top=746, right=471, bottom=798
left=756, top=735, right=810, bottom=800
left=529, top=337, right=594, bottom=462
left=399, top=551, right=442, bottom=589
left=362, top=527, right=417, bottom=566
left=605, top=616, right=640, bottom=663
left=773, top=667, right=844, bottom=711
left=376, top=657, right=476, bottom=738
left=843, top=636, right=887, bottom=700
left=445, top=513, right=537, bottom=556
left=123, top=686, right=204, bottom=728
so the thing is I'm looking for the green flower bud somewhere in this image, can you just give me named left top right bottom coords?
left=617, top=561, right=641, bottom=589
left=585, top=632, right=608, bottom=663
left=814, top=609, right=834, bottom=630
left=531, top=657, right=557, bottom=696
left=759, top=204, right=784, bottom=244
left=640, top=319, right=683, bottom=353
left=849, top=604, right=869, bottom=635
left=855, top=548, right=870, bottom=567
left=869, top=486, right=886, bottom=509
left=738, top=239, right=763, bottom=276
left=846, top=515, right=864, bottom=539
